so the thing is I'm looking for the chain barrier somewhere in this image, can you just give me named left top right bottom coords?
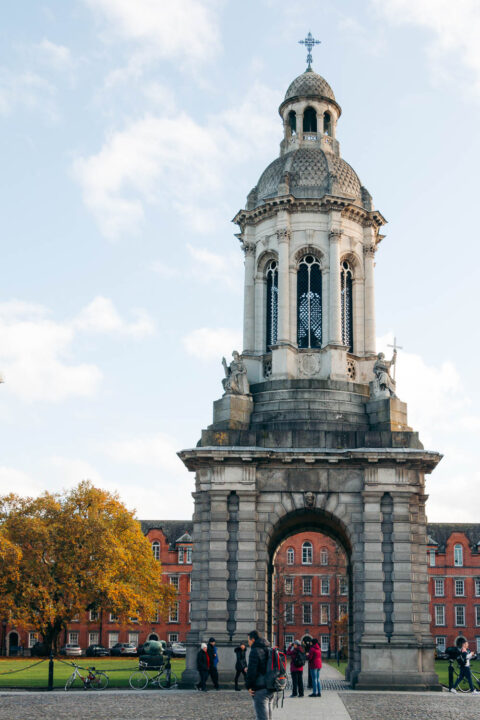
left=0, top=658, right=47, bottom=676
left=55, top=657, right=138, bottom=672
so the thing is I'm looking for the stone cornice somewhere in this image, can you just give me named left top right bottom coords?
left=232, top=195, right=387, bottom=233
left=178, top=446, right=442, bottom=473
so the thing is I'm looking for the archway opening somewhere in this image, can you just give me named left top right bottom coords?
left=303, top=107, right=317, bottom=132
left=148, top=633, right=159, bottom=641
left=8, top=631, right=19, bottom=657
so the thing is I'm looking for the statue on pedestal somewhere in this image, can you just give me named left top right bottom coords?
left=372, top=351, right=397, bottom=399
left=222, top=351, right=250, bottom=396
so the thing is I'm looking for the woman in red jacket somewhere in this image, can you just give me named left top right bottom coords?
left=307, top=638, right=322, bottom=697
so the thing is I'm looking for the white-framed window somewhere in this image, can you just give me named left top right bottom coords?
left=303, top=604, right=312, bottom=624
left=178, top=547, right=184, bottom=564
left=68, top=632, right=79, bottom=645
left=108, top=632, right=119, bottom=648
left=302, top=542, right=313, bottom=565
left=89, top=632, right=99, bottom=646
left=169, top=602, right=179, bottom=623
left=455, top=579, right=465, bottom=596
left=321, top=578, right=330, bottom=595
left=285, top=634, right=294, bottom=646
left=435, top=636, right=446, bottom=653
left=339, top=577, right=348, bottom=595
left=152, top=606, right=159, bottom=623
left=320, top=549, right=328, bottom=566
left=71, top=615, right=79, bottom=623
left=128, top=632, right=139, bottom=645
left=302, top=577, right=312, bottom=595
left=89, top=609, right=98, bottom=621
left=476, top=637, right=480, bottom=654
left=186, top=547, right=192, bottom=564
left=152, top=541, right=160, bottom=560
left=28, top=632, right=38, bottom=648
left=284, top=577, right=293, bottom=595
left=109, top=613, right=119, bottom=622
left=475, top=606, right=480, bottom=626
left=475, top=579, right=480, bottom=597
left=188, top=602, right=191, bottom=623
left=434, top=578, right=444, bottom=597
left=339, top=603, right=348, bottom=619
left=287, top=548, right=294, bottom=565
left=454, top=544, right=463, bottom=567
left=429, top=549, right=436, bottom=567
left=320, top=604, right=329, bottom=624
left=285, top=603, right=294, bottom=624
left=170, top=576, right=179, bottom=591
left=169, top=633, right=179, bottom=643
left=455, top=605, right=465, bottom=626
left=434, top=605, right=445, bottom=626
left=188, top=575, right=192, bottom=593
left=129, top=616, right=138, bottom=623
left=321, top=635, right=330, bottom=652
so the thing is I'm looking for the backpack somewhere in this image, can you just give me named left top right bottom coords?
left=265, top=647, right=287, bottom=692
left=293, top=649, right=306, bottom=668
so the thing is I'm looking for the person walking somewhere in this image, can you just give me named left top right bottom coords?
left=246, top=630, right=274, bottom=720
left=207, top=637, right=219, bottom=690
left=196, top=642, right=210, bottom=692
left=307, top=638, right=322, bottom=697
left=234, top=641, right=247, bottom=691
left=286, top=640, right=305, bottom=697
left=450, top=639, right=479, bottom=694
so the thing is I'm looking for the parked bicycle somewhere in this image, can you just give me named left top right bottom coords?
left=129, top=658, right=178, bottom=690
left=65, top=663, right=109, bottom=690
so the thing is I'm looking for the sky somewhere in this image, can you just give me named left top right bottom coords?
left=1, top=0, right=480, bottom=522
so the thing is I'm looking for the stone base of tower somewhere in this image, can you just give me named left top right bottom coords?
left=353, top=641, right=441, bottom=691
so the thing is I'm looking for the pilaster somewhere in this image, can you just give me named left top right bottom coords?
left=329, top=228, right=342, bottom=345
left=363, top=228, right=376, bottom=355
left=242, top=238, right=256, bottom=353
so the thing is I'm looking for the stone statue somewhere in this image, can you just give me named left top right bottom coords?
left=373, top=351, right=397, bottom=398
left=222, top=351, right=250, bottom=396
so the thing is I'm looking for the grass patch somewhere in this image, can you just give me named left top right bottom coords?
left=0, top=657, right=186, bottom=689
left=326, top=659, right=348, bottom=677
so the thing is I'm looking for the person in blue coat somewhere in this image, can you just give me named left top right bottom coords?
left=207, top=637, right=219, bottom=689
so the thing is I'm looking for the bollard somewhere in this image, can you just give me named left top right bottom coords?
left=448, top=660, right=453, bottom=690
left=48, top=652, right=54, bottom=691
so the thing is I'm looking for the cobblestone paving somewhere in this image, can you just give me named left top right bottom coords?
left=0, top=690, right=254, bottom=720
left=340, top=691, right=480, bottom=720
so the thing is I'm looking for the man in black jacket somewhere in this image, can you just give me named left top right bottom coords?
left=246, top=630, right=274, bottom=720
left=234, top=642, right=247, bottom=690
left=196, top=643, right=210, bottom=692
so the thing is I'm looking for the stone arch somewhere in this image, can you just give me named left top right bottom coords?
left=257, top=249, right=278, bottom=275
left=340, top=251, right=363, bottom=280
left=293, top=245, right=326, bottom=270
left=7, top=630, right=20, bottom=657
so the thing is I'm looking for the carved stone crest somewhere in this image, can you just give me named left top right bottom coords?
left=299, top=352, right=321, bottom=377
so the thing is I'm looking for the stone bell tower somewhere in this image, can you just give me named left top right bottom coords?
left=180, top=37, right=442, bottom=690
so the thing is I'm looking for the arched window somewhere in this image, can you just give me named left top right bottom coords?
left=297, top=255, right=322, bottom=349
left=266, top=259, right=278, bottom=349
left=152, top=541, right=160, bottom=560
left=287, top=547, right=294, bottom=565
left=323, top=112, right=332, bottom=136
left=288, top=110, right=296, bottom=135
left=303, top=107, right=317, bottom=132
left=454, top=544, right=463, bottom=567
left=340, top=260, right=353, bottom=352
left=320, top=549, right=328, bottom=566
left=302, top=541, right=313, bottom=565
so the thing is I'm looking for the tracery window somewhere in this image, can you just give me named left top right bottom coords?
left=340, top=260, right=353, bottom=352
left=297, top=255, right=322, bottom=349
left=266, top=259, right=278, bottom=349
left=303, top=107, right=317, bottom=132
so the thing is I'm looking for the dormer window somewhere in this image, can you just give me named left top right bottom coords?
left=323, top=111, right=332, bottom=136
left=178, top=547, right=184, bottom=564
left=288, top=110, right=296, bottom=135
left=303, top=107, right=317, bottom=133
left=152, top=541, right=160, bottom=561
left=454, top=544, right=463, bottom=567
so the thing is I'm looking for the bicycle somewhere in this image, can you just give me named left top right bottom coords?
left=445, top=659, right=480, bottom=693
left=129, top=658, right=178, bottom=690
left=65, top=663, right=109, bottom=690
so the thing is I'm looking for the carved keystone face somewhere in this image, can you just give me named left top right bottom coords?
left=304, top=491, right=315, bottom=507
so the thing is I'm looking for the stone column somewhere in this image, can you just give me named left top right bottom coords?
left=390, top=491, right=415, bottom=642
left=206, top=488, right=230, bottom=638
left=329, top=229, right=342, bottom=345
left=360, top=490, right=385, bottom=643
left=363, top=232, right=376, bottom=355
left=242, top=241, right=256, bottom=353
left=234, top=489, right=258, bottom=638
left=254, top=271, right=266, bottom=354
left=276, top=228, right=290, bottom=345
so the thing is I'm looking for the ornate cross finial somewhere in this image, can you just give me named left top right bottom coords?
left=387, top=336, right=403, bottom=380
left=298, top=32, right=321, bottom=71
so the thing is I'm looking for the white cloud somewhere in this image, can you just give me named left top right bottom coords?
left=73, top=83, right=279, bottom=240
left=49, top=456, right=104, bottom=488
left=84, top=0, right=221, bottom=68
left=0, top=69, right=56, bottom=119
left=36, top=39, right=72, bottom=70
left=186, top=244, right=243, bottom=291
left=371, top=0, right=480, bottom=95
left=182, top=327, right=242, bottom=361
left=105, top=431, right=185, bottom=475
left=0, top=466, right=42, bottom=498
left=74, top=296, right=155, bottom=338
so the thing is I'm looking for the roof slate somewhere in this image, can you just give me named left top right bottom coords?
left=427, top=523, right=480, bottom=551
left=140, top=520, right=193, bottom=549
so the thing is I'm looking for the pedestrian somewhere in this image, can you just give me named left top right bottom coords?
left=303, top=636, right=313, bottom=688
left=234, top=641, right=247, bottom=691
left=207, top=637, right=220, bottom=690
left=286, top=640, right=305, bottom=697
left=307, top=638, right=322, bottom=697
left=246, top=630, right=274, bottom=720
left=196, top=642, right=210, bottom=692
left=450, top=639, right=479, bottom=694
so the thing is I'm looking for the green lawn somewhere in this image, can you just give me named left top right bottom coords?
left=0, top=657, right=186, bottom=689
left=327, top=658, right=480, bottom=688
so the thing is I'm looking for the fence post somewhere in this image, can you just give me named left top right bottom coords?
left=48, top=652, right=54, bottom=691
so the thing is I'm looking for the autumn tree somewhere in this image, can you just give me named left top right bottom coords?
left=0, top=481, right=176, bottom=652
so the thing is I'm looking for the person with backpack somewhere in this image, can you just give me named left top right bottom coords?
left=246, top=630, right=274, bottom=720
left=286, top=640, right=305, bottom=697
left=450, top=639, right=479, bottom=694
left=207, top=637, right=220, bottom=690
left=234, top=641, right=247, bottom=691
left=307, top=638, right=322, bottom=697
left=196, top=642, right=210, bottom=692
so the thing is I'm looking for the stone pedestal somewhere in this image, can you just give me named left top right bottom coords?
left=212, top=394, right=253, bottom=429
left=366, top=396, right=411, bottom=432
